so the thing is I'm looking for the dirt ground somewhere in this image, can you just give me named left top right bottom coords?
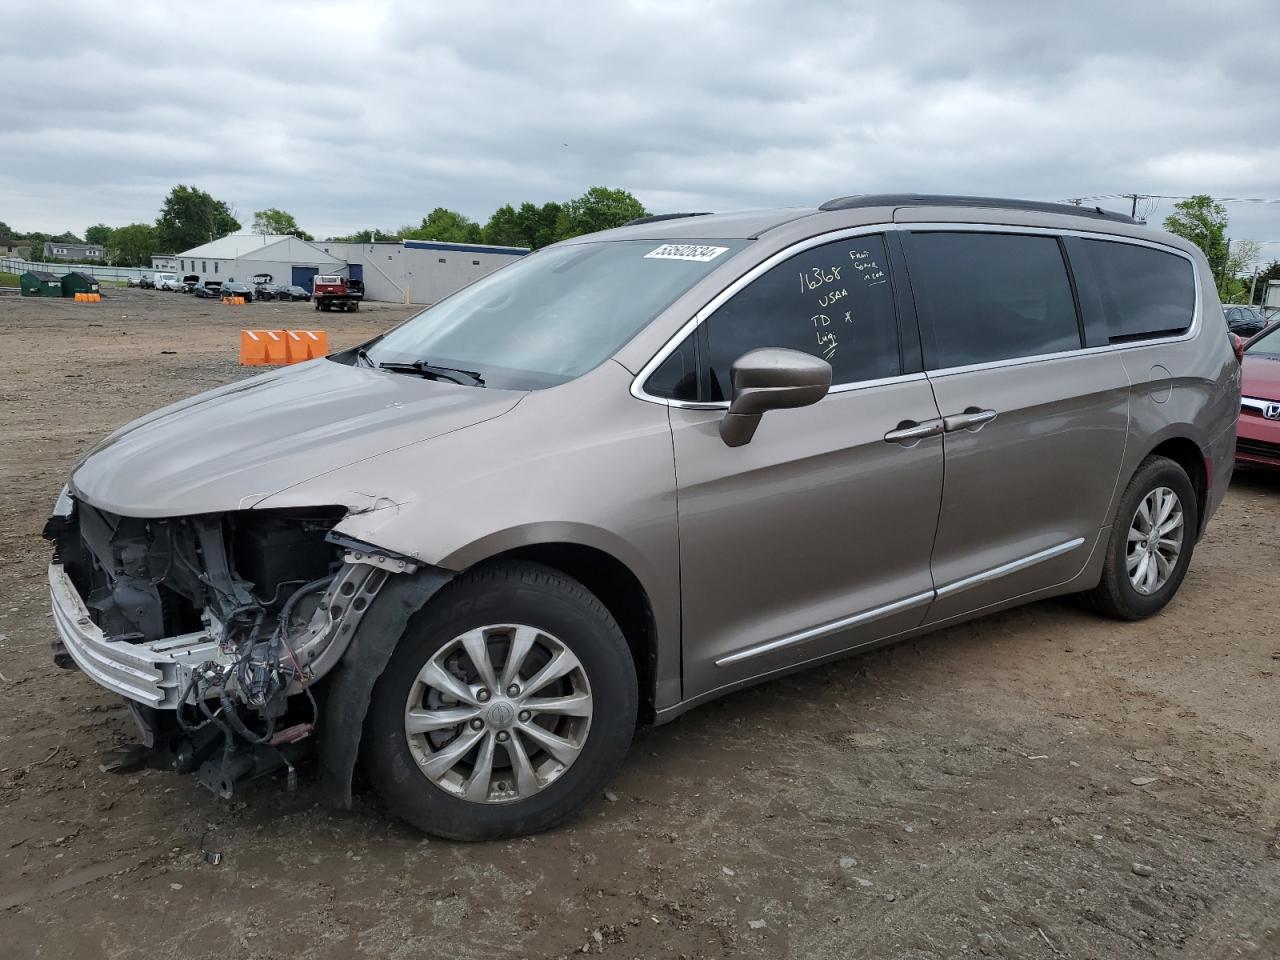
left=0, top=288, right=1277, bottom=960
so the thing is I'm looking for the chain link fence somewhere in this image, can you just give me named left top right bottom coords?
left=0, top=257, right=156, bottom=283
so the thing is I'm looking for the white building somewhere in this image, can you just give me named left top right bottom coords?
left=156, top=234, right=530, bottom=302
left=165, top=234, right=346, bottom=291
left=317, top=239, right=529, bottom=305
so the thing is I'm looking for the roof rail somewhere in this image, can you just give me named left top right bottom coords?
left=621, top=212, right=714, bottom=226
left=817, top=194, right=1137, bottom=224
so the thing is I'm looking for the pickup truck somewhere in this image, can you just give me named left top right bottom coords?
left=312, top=275, right=365, bottom=312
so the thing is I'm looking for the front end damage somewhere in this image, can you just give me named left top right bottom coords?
left=43, top=488, right=436, bottom=799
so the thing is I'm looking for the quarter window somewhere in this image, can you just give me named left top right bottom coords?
left=907, top=232, right=1081, bottom=368
left=1070, top=239, right=1195, bottom=342
left=701, top=235, right=901, bottom=400
left=644, top=330, right=699, bottom=401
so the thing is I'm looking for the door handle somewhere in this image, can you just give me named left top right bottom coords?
left=883, top=418, right=944, bottom=444
left=943, top=408, right=998, bottom=432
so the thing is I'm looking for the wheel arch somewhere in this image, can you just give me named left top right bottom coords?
left=470, top=542, right=661, bottom=724
left=442, top=529, right=665, bottom=727
left=1142, top=434, right=1209, bottom=537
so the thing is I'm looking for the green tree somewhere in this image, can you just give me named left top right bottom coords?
left=154, top=184, right=240, bottom=253
left=252, top=207, right=313, bottom=240
left=403, top=207, right=483, bottom=244
left=327, top=227, right=397, bottom=242
left=1220, top=239, right=1261, bottom=303
left=1163, top=195, right=1230, bottom=295
left=554, top=187, right=646, bottom=241
left=107, top=223, right=159, bottom=267
left=85, top=223, right=113, bottom=246
left=520, top=202, right=563, bottom=249
left=483, top=204, right=524, bottom=247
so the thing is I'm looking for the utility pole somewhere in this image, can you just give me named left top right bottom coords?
left=1122, top=193, right=1141, bottom=218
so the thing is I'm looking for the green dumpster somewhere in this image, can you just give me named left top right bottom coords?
left=61, top=271, right=101, bottom=297
left=20, top=271, right=62, bottom=297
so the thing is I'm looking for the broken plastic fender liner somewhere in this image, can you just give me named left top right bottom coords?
left=318, top=566, right=453, bottom=809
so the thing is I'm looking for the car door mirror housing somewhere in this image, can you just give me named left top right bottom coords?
left=719, top=348, right=832, bottom=447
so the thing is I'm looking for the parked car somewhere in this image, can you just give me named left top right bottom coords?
left=43, top=195, right=1239, bottom=841
left=180, top=274, right=201, bottom=293
left=253, top=282, right=283, bottom=301
left=146, top=272, right=178, bottom=290
left=1224, top=303, right=1269, bottom=338
left=278, top=284, right=311, bottom=302
left=220, top=281, right=254, bottom=302
left=1236, top=318, right=1280, bottom=469
left=126, top=276, right=140, bottom=288
left=192, top=280, right=223, bottom=299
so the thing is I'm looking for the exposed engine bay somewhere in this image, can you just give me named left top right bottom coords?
left=43, top=491, right=416, bottom=797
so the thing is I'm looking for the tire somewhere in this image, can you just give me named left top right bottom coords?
left=1079, top=455, right=1199, bottom=620
left=363, top=561, right=638, bottom=841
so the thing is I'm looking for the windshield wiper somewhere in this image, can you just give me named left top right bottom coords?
left=378, top=360, right=485, bottom=387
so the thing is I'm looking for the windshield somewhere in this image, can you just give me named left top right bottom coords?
left=364, top=239, right=747, bottom=389
left=1246, top=323, right=1280, bottom=358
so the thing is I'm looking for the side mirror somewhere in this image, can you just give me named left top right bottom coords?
left=719, top=348, right=831, bottom=447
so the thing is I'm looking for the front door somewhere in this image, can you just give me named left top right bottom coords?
left=900, top=230, right=1130, bottom=622
left=666, top=233, right=946, bottom=700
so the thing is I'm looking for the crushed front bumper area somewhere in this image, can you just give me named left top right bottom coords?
left=49, top=560, right=220, bottom=707
left=49, top=553, right=396, bottom=709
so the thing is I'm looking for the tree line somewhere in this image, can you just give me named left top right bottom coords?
left=1161, top=195, right=1273, bottom=304
left=2, top=185, right=647, bottom=268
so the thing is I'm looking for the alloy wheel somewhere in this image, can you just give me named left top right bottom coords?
left=403, top=624, right=593, bottom=804
left=1126, top=486, right=1184, bottom=595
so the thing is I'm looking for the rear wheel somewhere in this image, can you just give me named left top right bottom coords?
left=1080, top=455, right=1198, bottom=620
left=363, top=562, right=638, bottom=840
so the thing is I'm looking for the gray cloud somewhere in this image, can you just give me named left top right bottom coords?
left=2, top=0, right=1278, bottom=254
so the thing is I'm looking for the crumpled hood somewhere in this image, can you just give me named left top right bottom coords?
left=70, top=358, right=523, bottom=517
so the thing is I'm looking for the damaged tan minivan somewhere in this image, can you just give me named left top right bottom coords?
left=46, top=195, right=1240, bottom=839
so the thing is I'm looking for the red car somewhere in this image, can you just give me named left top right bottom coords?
left=1237, top=319, right=1280, bottom=470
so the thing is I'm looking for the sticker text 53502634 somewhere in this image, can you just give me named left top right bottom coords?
left=644, top=244, right=730, bottom=263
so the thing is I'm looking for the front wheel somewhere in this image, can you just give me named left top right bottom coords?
left=1080, top=455, right=1199, bottom=620
left=363, top=562, right=638, bottom=840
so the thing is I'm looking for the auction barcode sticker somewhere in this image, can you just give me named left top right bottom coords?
left=644, top=244, right=730, bottom=262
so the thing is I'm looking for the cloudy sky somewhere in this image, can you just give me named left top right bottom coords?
left=3, top=0, right=1278, bottom=253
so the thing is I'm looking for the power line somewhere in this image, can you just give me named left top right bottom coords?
left=1062, top=193, right=1280, bottom=205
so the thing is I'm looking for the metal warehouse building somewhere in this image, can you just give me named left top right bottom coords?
left=166, top=235, right=346, bottom=292
left=317, top=239, right=528, bottom=305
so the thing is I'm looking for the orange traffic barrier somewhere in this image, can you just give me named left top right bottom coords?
left=73, top=292, right=101, bottom=302
left=222, top=296, right=246, bottom=305
left=239, top=329, right=284, bottom=365
left=286, top=329, right=329, bottom=362
left=240, top=329, right=328, bottom=366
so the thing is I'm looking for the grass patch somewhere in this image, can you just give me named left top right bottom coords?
left=0, top=272, right=18, bottom=287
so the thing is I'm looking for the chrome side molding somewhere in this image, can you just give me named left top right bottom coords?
left=715, top=537, right=1086, bottom=667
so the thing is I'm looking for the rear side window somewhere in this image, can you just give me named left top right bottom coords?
left=906, top=232, right=1081, bottom=368
left=1069, top=239, right=1195, bottom=342
left=701, top=234, right=901, bottom=400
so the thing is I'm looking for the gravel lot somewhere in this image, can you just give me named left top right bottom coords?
left=0, top=289, right=1277, bottom=959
